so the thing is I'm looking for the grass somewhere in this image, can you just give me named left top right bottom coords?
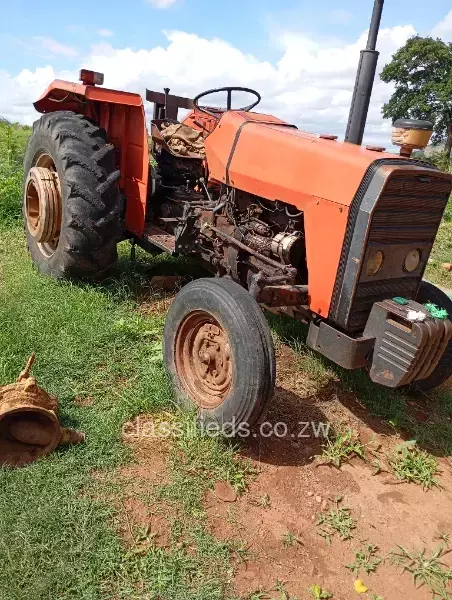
left=389, top=440, right=440, bottom=489
left=425, top=215, right=452, bottom=289
left=0, top=119, right=30, bottom=226
left=317, top=427, right=365, bottom=468
left=316, top=497, right=356, bottom=546
left=346, top=544, right=382, bottom=576
left=155, top=411, right=255, bottom=515
left=272, top=309, right=452, bottom=460
left=389, top=544, right=452, bottom=599
left=0, top=226, right=248, bottom=599
left=282, top=531, right=302, bottom=548
left=0, top=118, right=451, bottom=599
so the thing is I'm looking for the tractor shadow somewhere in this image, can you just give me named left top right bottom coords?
left=88, top=240, right=209, bottom=306
left=265, top=313, right=452, bottom=462
left=240, top=385, right=330, bottom=468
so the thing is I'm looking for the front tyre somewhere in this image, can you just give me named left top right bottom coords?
left=23, top=111, right=122, bottom=279
left=410, top=280, right=452, bottom=392
left=163, top=278, right=276, bottom=432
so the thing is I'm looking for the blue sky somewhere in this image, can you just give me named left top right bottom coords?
left=2, top=0, right=451, bottom=71
left=1, top=0, right=452, bottom=143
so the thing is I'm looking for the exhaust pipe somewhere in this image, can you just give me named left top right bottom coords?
left=344, top=0, right=384, bottom=145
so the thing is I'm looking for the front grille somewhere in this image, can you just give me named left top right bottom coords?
left=349, top=277, right=419, bottom=330
left=348, top=171, right=451, bottom=332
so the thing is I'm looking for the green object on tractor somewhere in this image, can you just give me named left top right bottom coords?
left=393, top=297, right=409, bottom=306
left=424, top=303, right=449, bottom=320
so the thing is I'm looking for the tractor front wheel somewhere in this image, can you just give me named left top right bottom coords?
left=163, top=278, right=276, bottom=433
left=23, top=111, right=123, bottom=279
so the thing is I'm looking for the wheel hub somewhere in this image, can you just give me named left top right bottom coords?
left=24, top=164, right=61, bottom=249
left=175, top=312, right=232, bottom=409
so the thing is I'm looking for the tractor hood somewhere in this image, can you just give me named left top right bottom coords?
left=204, top=110, right=401, bottom=210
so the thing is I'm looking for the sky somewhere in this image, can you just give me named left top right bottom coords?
left=1, top=0, right=452, bottom=146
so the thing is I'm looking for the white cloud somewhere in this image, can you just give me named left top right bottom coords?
left=327, top=9, right=353, bottom=26
left=146, top=0, right=177, bottom=8
left=33, top=36, right=78, bottom=58
left=431, top=10, right=452, bottom=42
left=0, top=67, right=58, bottom=124
left=2, top=24, right=416, bottom=147
left=97, top=28, right=113, bottom=37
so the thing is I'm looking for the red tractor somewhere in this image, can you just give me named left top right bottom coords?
left=23, top=41, right=452, bottom=430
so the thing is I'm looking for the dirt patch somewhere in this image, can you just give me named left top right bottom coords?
left=108, top=342, right=452, bottom=599
left=110, top=417, right=176, bottom=550
left=136, top=291, right=174, bottom=317
left=208, top=344, right=452, bottom=599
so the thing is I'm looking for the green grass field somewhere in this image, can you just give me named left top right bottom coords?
left=0, top=119, right=451, bottom=600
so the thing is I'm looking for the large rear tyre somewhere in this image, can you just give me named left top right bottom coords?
left=409, top=280, right=452, bottom=392
left=163, top=278, right=276, bottom=432
left=23, top=111, right=122, bottom=279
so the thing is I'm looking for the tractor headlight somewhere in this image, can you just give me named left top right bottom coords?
left=404, top=249, right=421, bottom=272
left=366, top=250, right=384, bottom=276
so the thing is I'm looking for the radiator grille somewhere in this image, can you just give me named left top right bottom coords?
left=348, top=172, right=451, bottom=332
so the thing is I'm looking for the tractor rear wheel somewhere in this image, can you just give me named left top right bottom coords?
left=163, top=278, right=276, bottom=433
left=410, top=280, right=452, bottom=392
left=23, top=111, right=122, bottom=279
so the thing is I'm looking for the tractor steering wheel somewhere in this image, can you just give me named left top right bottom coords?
left=193, top=86, right=261, bottom=118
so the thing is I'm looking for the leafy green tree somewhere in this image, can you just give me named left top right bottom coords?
left=381, top=36, right=452, bottom=157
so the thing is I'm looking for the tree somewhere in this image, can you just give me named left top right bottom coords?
left=381, top=36, right=452, bottom=157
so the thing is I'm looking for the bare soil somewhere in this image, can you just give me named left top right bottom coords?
left=115, top=346, right=452, bottom=600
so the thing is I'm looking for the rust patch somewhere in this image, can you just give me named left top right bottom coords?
left=175, top=311, right=232, bottom=409
left=0, top=354, right=84, bottom=467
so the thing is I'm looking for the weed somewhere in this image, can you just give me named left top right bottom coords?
left=318, top=427, right=365, bottom=468
left=316, top=496, right=356, bottom=546
left=370, top=595, right=385, bottom=600
left=258, top=493, right=271, bottom=508
left=346, top=544, right=382, bottom=576
left=272, top=580, right=291, bottom=599
left=389, top=544, right=452, bottom=599
left=436, top=532, right=451, bottom=547
left=282, top=531, right=302, bottom=548
left=389, top=440, right=440, bottom=489
left=249, top=492, right=271, bottom=508
left=308, top=584, right=333, bottom=599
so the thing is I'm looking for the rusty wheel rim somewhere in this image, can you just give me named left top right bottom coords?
left=24, top=153, right=62, bottom=258
left=175, top=311, right=233, bottom=409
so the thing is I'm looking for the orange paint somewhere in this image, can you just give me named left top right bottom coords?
left=204, top=111, right=402, bottom=313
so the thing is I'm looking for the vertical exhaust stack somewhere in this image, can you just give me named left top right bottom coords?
left=345, top=0, right=384, bottom=145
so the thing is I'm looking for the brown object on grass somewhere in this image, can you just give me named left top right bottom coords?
left=0, top=353, right=85, bottom=467
left=213, top=480, right=237, bottom=503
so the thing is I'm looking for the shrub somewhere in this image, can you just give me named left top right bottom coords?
left=0, top=119, right=30, bottom=227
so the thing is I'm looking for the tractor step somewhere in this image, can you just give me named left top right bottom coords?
left=142, top=224, right=176, bottom=253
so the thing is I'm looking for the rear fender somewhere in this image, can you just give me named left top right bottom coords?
left=34, top=80, right=149, bottom=236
